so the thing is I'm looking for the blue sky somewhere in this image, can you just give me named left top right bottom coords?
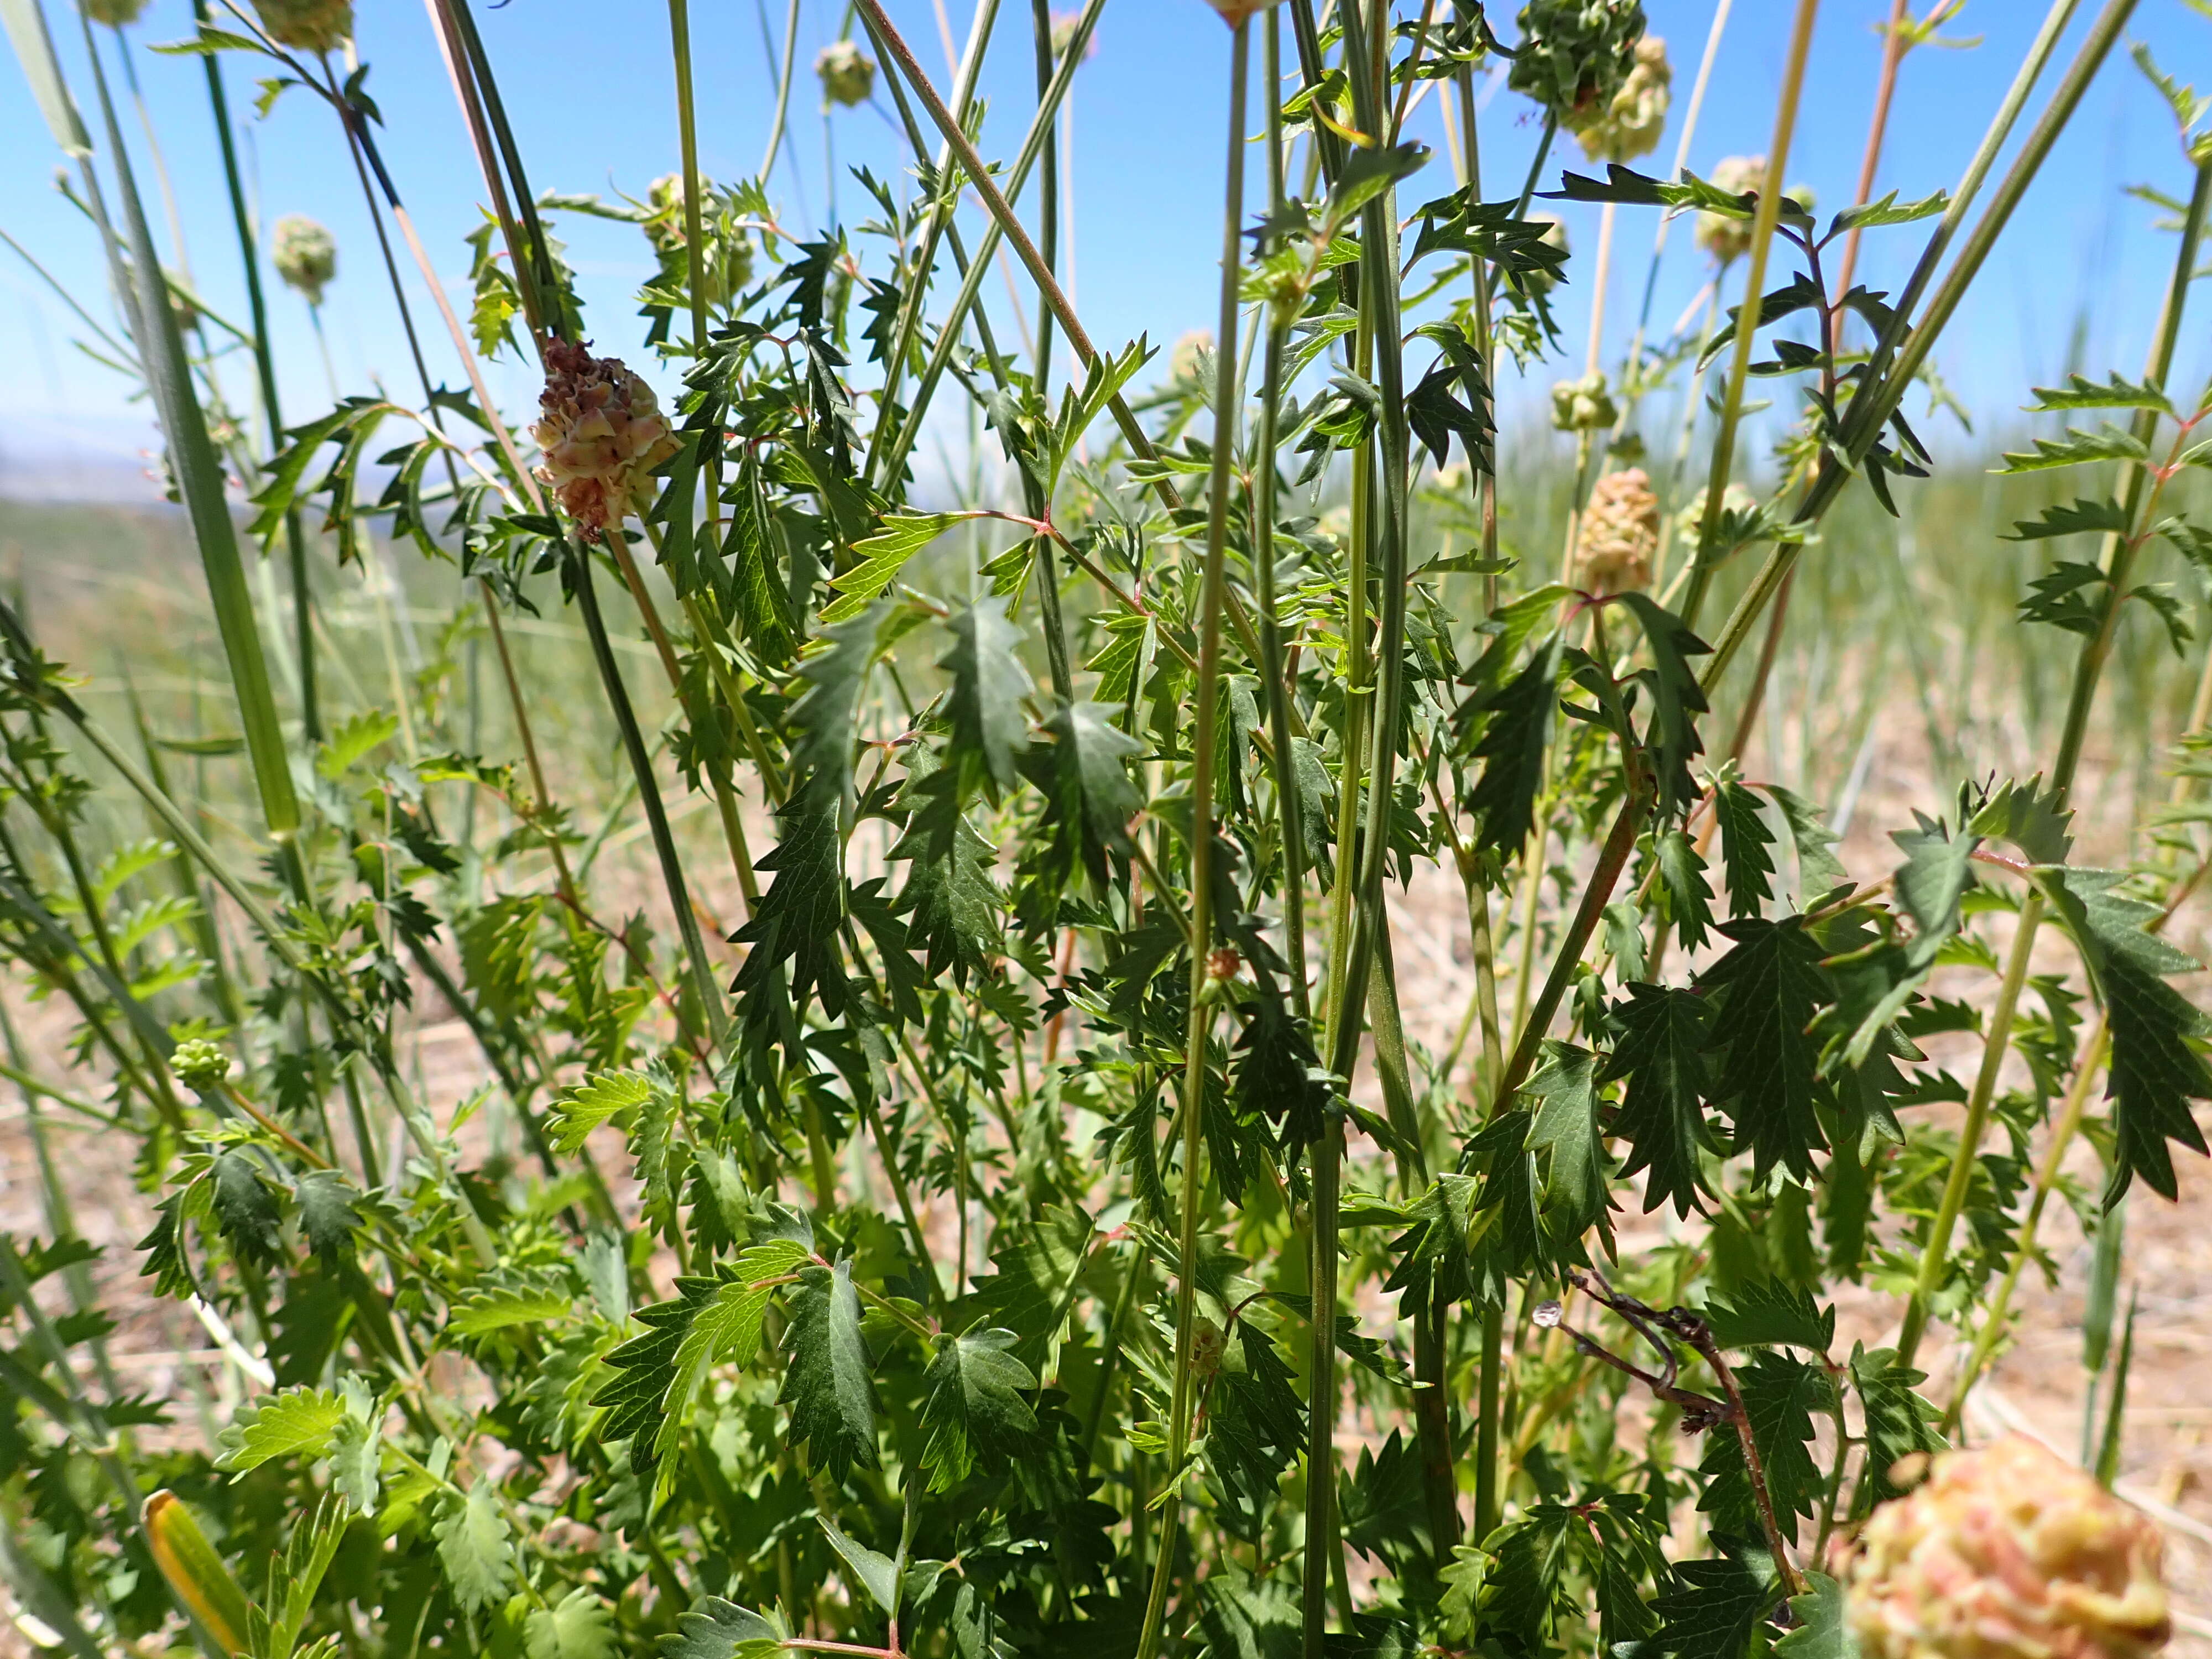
left=2, top=0, right=2209, bottom=491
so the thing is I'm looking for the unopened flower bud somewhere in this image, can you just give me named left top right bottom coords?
left=1510, top=0, right=1647, bottom=129
left=816, top=39, right=877, bottom=107
left=1551, top=370, right=1616, bottom=433
left=531, top=340, right=679, bottom=541
left=171, top=1039, right=232, bottom=1093
left=251, top=0, right=353, bottom=53
left=1051, top=9, right=1097, bottom=60
left=1571, top=33, right=1670, bottom=163
left=84, top=0, right=149, bottom=24
left=1845, top=1435, right=2171, bottom=1659
left=272, top=216, right=336, bottom=307
left=1574, top=467, right=1658, bottom=592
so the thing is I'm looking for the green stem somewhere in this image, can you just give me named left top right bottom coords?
left=1677, top=0, right=1820, bottom=633
left=1134, top=28, right=1245, bottom=1657
left=1474, top=1300, right=1504, bottom=1536
left=1256, top=9, right=1310, bottom=1021
left=76, top=25, right=304, bottom=893
left=864, top=0, right=1100, bottom=489
left=760, top=0, right=804, bottom=186
left=570, top=545, right=730, bottom=1053
left=1944, top=1017, right=2107, bottom=1430
left=194, top=0, right=317, bottom=745
left=1705, top=0, right=2130, bottom=688
left=1897, top=147, right=2204, bottom=1370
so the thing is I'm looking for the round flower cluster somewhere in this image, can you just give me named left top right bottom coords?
left=1551, top=370, right=1616, bottom=432
left=1571, top=34, right=1671, bottom=163
left=170, top=1039, right=232, bottom=1093
left=816, top=39, right=877, bottom=107
left=84, top=0, right=149, bottom=25
left=1575, top=467, right=1658, bottom=591
left=1845, top=1436, right=2171, bottom=1659
left=272, top=216, right=336, bottom=307
left=531, top=340, right=679, bottom=541
left=1510, top=0, right=1648, bottom=129
left=252, top=0, right=353, bottom=53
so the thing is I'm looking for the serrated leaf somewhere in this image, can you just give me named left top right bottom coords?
left=330, top=1385, right=382, bottom=1514
left=294, top=1169, right=362, bottom=1268
left=920, top=1327, right=1040, bottom=1491
left=1699, top=1352, right=1832, bottom=1540
left=548, top=1071, right=650, bottom=1154
left=1648, top=1535, right=1781, bottom=1658
left=1606, top=593, right=1713, bottom=820
left=1339, top=1431, right=1432, bottom=1574
left=1848, top=1344, right=1944, bottom=1511
left=1466, top=633, right=1563, bottom=855
left=1767, top=785, right=1848, bottom=899
left=433, top=1484, right=514, bottom=1614
left=209, top=1148, right=283, bottom=1268
left=1969, top=776, right=2074, bottom=865
left=1207, top=1322, right=1307, bottom=1539
left=1522, top=1040, right=1609, bottom=1250
left=1775, top=1573, right=1858, bottom=1659
left=215, top=1385, right=344, bottom=1475
left=2038, top=868, right=2212, bottom=1201
left=526, top=1586, right=616, bottom=1659
left=658, top=1599, right=784, bottom=1659
left=1702, top=1279, right=1836, bottom=1352
left=890, top=778, right=1003, bottom=984
left=1604, top=984, right=1715, bottom=1218
left=264, top=1491, right=348, bottom=1657
left=1828, top=189, right=1947, bottom=233
left=2002, top=497, right=2131, bottom=541
left=942, top=596, right=1032, bottom=801
left=967, top=1204, right=1092, bottom=1374
left=731, top=789, right=851, bottom=1019
left=2024, top=373, right=2172, bottom=415
left=822, top=511, right=980, bottom=622
left=780, top=1259, right=878, bottom=1480
left=1481, top=1503, right=1584, bottom=1649
left=1324, top=139, right=1430, bottom=228
left=449, top=1281, right=575, bottom=1337
left=1656, top=826, right=1716, bottom=951
left=315, top=708, right=399, bottom=780
left=1701, top=917, right=1830, bottom=1181
left=1997, top=425, right=2149, bottom=473
left=1031, top=698, right=1142, bottom=892
left=1715, top=782, right=1778, bottom=920
left=788, top=603, right=888, bottom=806
left=1196, top=1567, right=1301, bottom=1659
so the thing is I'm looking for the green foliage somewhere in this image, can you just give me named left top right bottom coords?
left=0, top=8, right=2204, bottom=1659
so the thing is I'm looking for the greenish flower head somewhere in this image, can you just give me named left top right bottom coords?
left=1509, top=0, right=1648, bottom=129
left=171, top=1039, right=231, bottom=1093
left=1551, top=370, right=1616, bottom=433
left=272, top=216, right=337, bottom=307
left=84, top=0, right=150, bottom=25
left=251, top=0, right=353, bottom=53
left=816, top=40, right=877, bottom=107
